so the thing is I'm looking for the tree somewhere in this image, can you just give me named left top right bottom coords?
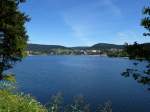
left=141, top=7, right=150, bottom=36
left=122, top=6, right=150, bottom=91
left=0, top=0, right=30, bottom=79
left=125, top=6, right=150, bottom=59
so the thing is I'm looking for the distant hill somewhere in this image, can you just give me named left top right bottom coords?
left=71, top=46, right=90, bottom=50
left=27, top=43, right=150, bottom=55
left=91, top=43, right=124, bottom=50
left=27, top=43, right=125, bottom=51
left=27, top=44, right=69, bottom=51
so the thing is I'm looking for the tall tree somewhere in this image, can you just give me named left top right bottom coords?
left=141, top=7, right=150, bottom=36
left=0, top=0, right=30, bottom=79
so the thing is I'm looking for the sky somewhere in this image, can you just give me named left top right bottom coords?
left=20, top=0, right=150, bottom=47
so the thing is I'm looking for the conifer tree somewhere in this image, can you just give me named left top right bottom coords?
left=0, top=0, right=30, bottom=79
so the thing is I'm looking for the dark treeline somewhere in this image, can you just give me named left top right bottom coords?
left=125, top=42, right=150, bottom=60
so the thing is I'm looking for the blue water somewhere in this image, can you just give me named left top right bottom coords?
left=9, top=56, right=150, bottom=112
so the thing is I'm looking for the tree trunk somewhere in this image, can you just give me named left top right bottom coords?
left=0, top=74, right=3, bottom=80
left=0, top=72, right=3, bottom=80
left=0, top=64, right=3, bottom=80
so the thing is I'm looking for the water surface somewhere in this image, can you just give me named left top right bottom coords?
left=9, top=56, right=150, bottom=112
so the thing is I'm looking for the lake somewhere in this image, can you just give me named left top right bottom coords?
left=8, top=56, right=150, bottom=112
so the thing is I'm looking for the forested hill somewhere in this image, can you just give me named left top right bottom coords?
left=91, top=43, right=124, bottom=50
left=27, top=43, right=150, bottom=56
left=27, top=43, right=124, bottom=51
left=27, top=44, right=69, bottom=51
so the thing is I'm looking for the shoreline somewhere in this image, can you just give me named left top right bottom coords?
left=27, top=54, right=130, bottom=59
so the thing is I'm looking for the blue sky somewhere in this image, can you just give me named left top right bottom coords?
left=20, top=0, right=150, bottom=46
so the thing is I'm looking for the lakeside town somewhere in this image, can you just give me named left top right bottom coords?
left=26, top=43, right=126, bottom=57
left=27, top=48, right=123, bottom=56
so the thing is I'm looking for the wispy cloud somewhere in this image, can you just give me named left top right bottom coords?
left=116, top=31, right=144, bottom=44
left=100, top=0, right=121, bottom=16
left=61, top=0, right=122, bottom=45
left=62, top=14, right=93, bottom=45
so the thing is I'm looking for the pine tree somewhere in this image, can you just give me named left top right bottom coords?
left=0, top=0, right=30, bottom=79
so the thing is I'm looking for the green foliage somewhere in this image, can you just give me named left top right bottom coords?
left=0, top=0, right=30, bottom=78
left=107, top=50, right=128, bottom=57
left=125, top=42, right=150, bottom=60
left=47, top=93, right=63, bottom=112
left=121, top=61, right=150, bottom=91
left=64, top=95, right=90, bottom=112
left=0, top=81, right=16, bottom=92
left=47, top=93, right=112, bottom=112
left=123, top=39, right=150, bottom=90
left=141, top=7, right=150, bottom=36
left=0, top=81, right=47, bottom=112
left=96, top=101, right=112, bottom=112
left=3, top=74, right=16, bottom=82
left=0, top=74, right=16, bottom=92
left=0, top=90, right=47, bottom=112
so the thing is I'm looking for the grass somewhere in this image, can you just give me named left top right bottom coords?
left=0, top=90, right=47, bottom=112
